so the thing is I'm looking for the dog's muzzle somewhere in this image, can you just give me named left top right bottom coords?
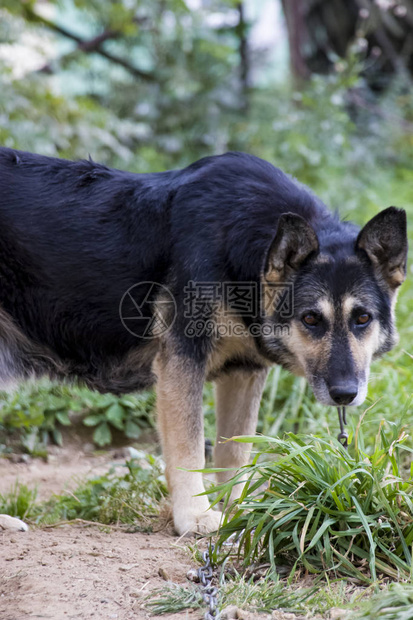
left=328, top=380, right=358, bottom=406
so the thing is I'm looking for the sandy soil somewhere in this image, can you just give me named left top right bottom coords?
left=0, top=442, right=200, bottom=620
left=0, top=527, right=197, bottom=620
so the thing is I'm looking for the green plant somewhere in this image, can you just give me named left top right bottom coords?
left=0, top=382, right=76, bottom=454
left=0, top=381, right=155, bottom=452
left=0, top=452, right=167, bottom=527
left=81, top=391, right=155, bottom=446
left=210, top=415, right=413, bottom=583
left=40, top=452, right=167, bottom=526
left=145, top=584, right=204, bottom=615
left=220, top=571, right=318, bottom=614
left=0, top=482, right=39, bottom=521
left=144, top=572, right=320, bottom=616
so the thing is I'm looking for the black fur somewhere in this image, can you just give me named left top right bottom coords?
left=0, top=147, right=404, bottom=395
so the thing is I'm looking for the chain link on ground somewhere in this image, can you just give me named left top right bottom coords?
left=198, top=546, right=220, bottom=620
left=188, top=531, right=243, bottom=620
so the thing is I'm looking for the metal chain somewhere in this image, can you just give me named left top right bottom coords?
left=191, top=532, right=243, bottom=619
left=197, top=545, right=220, bottom=620
left=337, top=406, right=348, bottom=448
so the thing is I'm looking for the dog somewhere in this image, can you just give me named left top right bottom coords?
left=0, top=148, right=407, bottom=535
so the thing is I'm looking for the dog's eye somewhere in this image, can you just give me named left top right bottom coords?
left=302, top=313, right=320, bottom=327
left=355, top=313, right=371, bottom=326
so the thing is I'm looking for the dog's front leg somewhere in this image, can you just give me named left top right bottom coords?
left=154, top=346, right=221, bottom=536
left=214, top=368, right=268, bottom=500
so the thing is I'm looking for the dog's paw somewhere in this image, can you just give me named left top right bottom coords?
left=174, top=508, right=222, bottom=536
left=0, top=514, right=29, bottom=532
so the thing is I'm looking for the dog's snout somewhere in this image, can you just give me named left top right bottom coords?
left=328, top=383, right=358, bottom=406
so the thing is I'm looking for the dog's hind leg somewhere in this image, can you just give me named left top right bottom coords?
left=154, top=345, right=222, bottom=536
left=214, top=368, right=268, bottom=500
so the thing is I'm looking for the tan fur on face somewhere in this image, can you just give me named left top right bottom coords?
left=342, top=296, right=358, bottom=320
left=318, top=298, right=334, bottom=323
left=348, top=321, right=381, bottom=373
left=341, top=296, right=389, bottom=363
left=282, top=296, right=334, bottom=375
left=286, top=322, right=332, bottom=376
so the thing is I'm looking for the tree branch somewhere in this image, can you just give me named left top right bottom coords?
left=237, top=3, right=249, bottom=110
left=23, top=6, right=155, bottom=82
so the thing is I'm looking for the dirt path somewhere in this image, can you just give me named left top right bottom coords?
left=0, top=445, right=199, bottom=620
left=0, top=527, right=196, bottom=620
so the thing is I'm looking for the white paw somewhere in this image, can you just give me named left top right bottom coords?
left=0, top=514, right=29, bottom=532
left=174, top=507, right=222, bottom=536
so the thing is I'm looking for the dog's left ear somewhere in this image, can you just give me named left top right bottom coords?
left=356, top=207, right=408, bottom=289
left=265, top=213, right=319, bottom=282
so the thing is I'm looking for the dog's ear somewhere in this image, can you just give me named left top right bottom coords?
left=265, top=213, right=319, bottom=282
left=356, top=207, right=408, bottom=289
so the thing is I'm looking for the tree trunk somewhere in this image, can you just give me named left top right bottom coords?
left=281, top=0, right=310, bottom=81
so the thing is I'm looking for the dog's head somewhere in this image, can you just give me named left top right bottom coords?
left=260, top=207, right=408, bottom=406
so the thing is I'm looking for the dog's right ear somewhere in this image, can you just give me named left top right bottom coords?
left=265, top=213, right=319, bottom=282
left=356, top=207, right=408, bottom=290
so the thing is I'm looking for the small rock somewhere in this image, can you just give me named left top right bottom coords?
left=0, top=515, right=28, bottom=532
left=186, top=568, right=199, bottom=582
left=220, top=605, right=238, bottom=619
left=272, top=613, right=296, bottom=620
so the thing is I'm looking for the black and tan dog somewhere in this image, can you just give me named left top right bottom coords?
left=0, top=148, right=408, bottom=535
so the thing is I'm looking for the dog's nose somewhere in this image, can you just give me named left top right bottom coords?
left=329, top=383, right=358, bottom=406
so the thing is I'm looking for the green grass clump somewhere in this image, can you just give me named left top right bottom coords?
left=220, top=572, right=318, bottom=614
left=212, top=419, right=413, bottom=583
left=40, top=452, right=167, bottom=526
left=145, top=575, right=317, bottom=616
left=145, top=584, right=204, bottom=615
left=0, top=452, right=167, bottom=528
left=0, top=482, right=40, bottom=521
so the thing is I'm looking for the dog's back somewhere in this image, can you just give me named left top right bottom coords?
left=0, top=148, right=178, bottom=390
